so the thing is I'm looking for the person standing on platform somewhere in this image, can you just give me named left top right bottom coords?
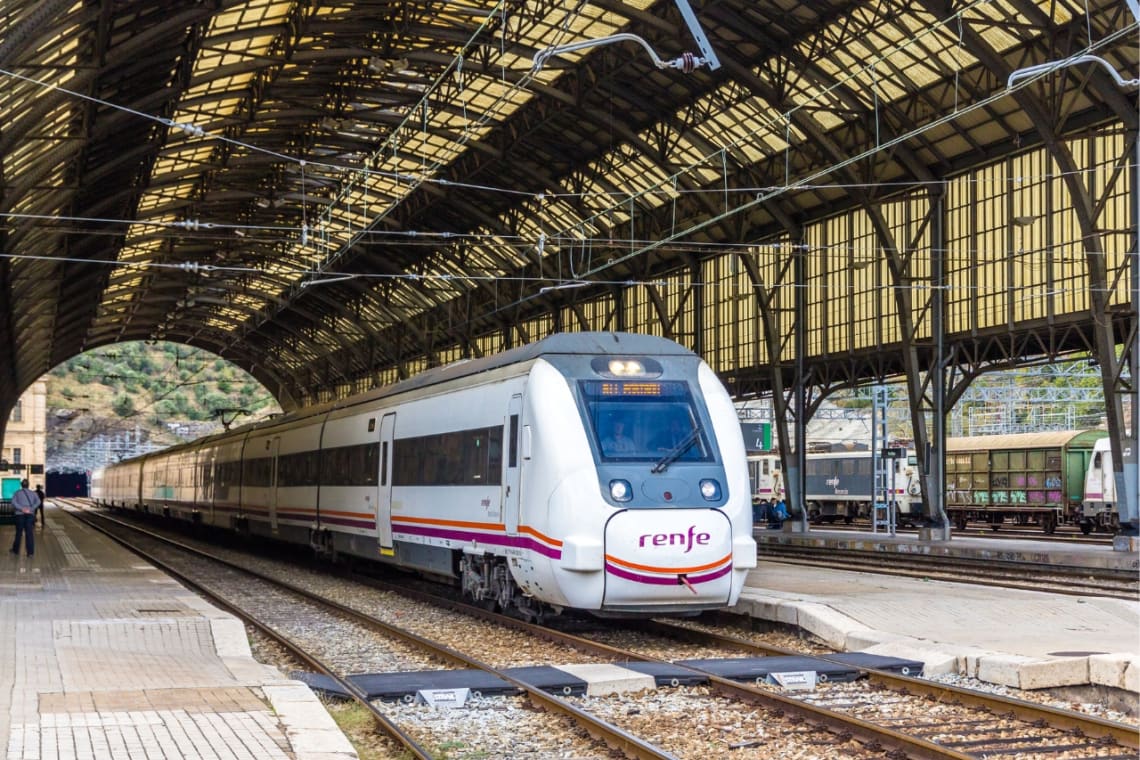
left=34, top=484, right=45, bottom=528
left=9, top=479, right=40, bottom=557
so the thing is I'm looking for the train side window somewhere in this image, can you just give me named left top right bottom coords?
left=508, top=414, right=519, bottom=468
left=392, top=426, right=504, bottom=486
left=1092, top=451, right=1101, bottom=468
left=381, top=442, right=389, bottom=485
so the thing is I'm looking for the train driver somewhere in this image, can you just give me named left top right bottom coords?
left=601, top=417, right=637, bottom=455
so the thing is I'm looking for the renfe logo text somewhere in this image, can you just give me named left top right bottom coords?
left=639, top=525, right=710, bottom=553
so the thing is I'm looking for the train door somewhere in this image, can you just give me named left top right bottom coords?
left=377, top=413, right=396, bottom=555
left=504, top=394, right=523, bottom=536
left=269, top=437, right=280, bottom=533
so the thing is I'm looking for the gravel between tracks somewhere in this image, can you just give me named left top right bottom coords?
left=131, top=519, right=1138, bottom=759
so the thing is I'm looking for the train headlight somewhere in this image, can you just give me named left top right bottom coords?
left=608, top=359, right=646, bottom=376
left=609, top=479, right=633, bottom=502
left=699, top=479, right=721, bottom=501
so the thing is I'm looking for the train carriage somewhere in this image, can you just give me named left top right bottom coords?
left=746, top=454, right=782, bottom=508
left=802, top=448, right=920, bottom=524
left=944, top=430, right=1105, bottom=534
left=93, top=332, right=756, bottom=619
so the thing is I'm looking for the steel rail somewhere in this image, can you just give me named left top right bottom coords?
left=76, top=501, right=1138, bottom=757
left=640, top=618, right=1140, bottom=751
left=820, top=522, right=1114, bottom=544
left=342, top=567, right=973, bottom=759
left=68, top=507, right=434, bottom=760
left=753, top=544, right=1138, bottom=601
left=349, top=560, right=1140, bottom=758
left=75, top=505, right=679, bottom=760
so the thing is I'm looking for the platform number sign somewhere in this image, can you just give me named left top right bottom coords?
left=740, top=422, right=771, bottom=453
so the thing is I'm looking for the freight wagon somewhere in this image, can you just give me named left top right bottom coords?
left=944, top=430, right=1105, bottom=534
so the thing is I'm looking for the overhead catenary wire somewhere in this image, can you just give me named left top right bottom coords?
left=0, top=0, right=1132, bottom=346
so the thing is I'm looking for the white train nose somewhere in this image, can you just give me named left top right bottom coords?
left=600, top=508, right=734, bottom=611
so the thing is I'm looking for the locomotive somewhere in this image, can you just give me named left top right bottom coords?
left=1081, top=437, right=1118, bottom=534
left=747, top=447, right=921, bottom=525
left=92, top=332, right=757, bottom=619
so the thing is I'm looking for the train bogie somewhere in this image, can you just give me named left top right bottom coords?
left=92, top=332, right=756, bottom=618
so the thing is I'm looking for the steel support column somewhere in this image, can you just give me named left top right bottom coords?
left=787, top=242, right=809, bottom=532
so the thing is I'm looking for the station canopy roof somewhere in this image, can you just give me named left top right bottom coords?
left=1, top=0, right=1134, bottom=409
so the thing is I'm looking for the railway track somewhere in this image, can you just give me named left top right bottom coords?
left=67, top=501, right=1139, bottom=760
left=818, top=521, right=1115, bottom=545
left=71, top=506, right=658, bottom=759
left=752, top=540, right=1139, bottom=600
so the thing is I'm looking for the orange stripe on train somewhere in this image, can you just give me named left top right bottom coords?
left=605, top=553, right=731, bottom=574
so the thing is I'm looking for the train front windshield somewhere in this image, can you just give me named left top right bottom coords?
left=580, top=380, right=712, bottom=463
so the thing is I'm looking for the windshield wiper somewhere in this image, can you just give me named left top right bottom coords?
left=651, top=427, right=701, bottom=474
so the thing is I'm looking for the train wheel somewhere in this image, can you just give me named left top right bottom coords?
left=462, top=589, right=498, bottom=612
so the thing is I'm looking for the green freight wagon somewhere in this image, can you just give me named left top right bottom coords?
left=944, top=430, right=1106, bottom=534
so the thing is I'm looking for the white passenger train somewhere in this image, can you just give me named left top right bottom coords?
left=92, top=332, right=757, bottom=619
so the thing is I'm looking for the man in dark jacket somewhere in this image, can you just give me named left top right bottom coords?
left=9, top=479, right=40, bottom=557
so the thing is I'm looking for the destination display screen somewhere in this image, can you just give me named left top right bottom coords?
left=584, top=380, right=687, bottom=398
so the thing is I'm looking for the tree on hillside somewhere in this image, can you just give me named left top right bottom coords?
left=111, top=394, right=136, bottom=417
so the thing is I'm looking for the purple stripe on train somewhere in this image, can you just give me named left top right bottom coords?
left=604, top=562, right=732, bottom=586
left=393, top=522, right=562, bottom=560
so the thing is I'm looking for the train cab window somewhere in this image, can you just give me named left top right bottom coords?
left=580, top=380, right=712, bottom=464
left=1092, top=451, right=1102, bottom=468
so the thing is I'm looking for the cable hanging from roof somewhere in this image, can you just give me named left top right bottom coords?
left=1, top=0, right=1134, bottom=340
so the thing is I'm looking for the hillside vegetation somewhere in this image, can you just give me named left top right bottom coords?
left=48, top=341, right=281, bottom=470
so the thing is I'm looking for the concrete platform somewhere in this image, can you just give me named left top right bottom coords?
left=736, top=529, right=1140, bottom=695
left=754, top=527, right=1139, bottom=572
left=1, top=503, right=357, bottom=760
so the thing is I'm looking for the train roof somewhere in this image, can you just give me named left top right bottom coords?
left=169, top=332, right=697, bottom=441
left=99, top=332, right=699, bottom=468
left=946, top=430, right=1107, bottom=451
left=299, top=331, right=696, bottom=418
